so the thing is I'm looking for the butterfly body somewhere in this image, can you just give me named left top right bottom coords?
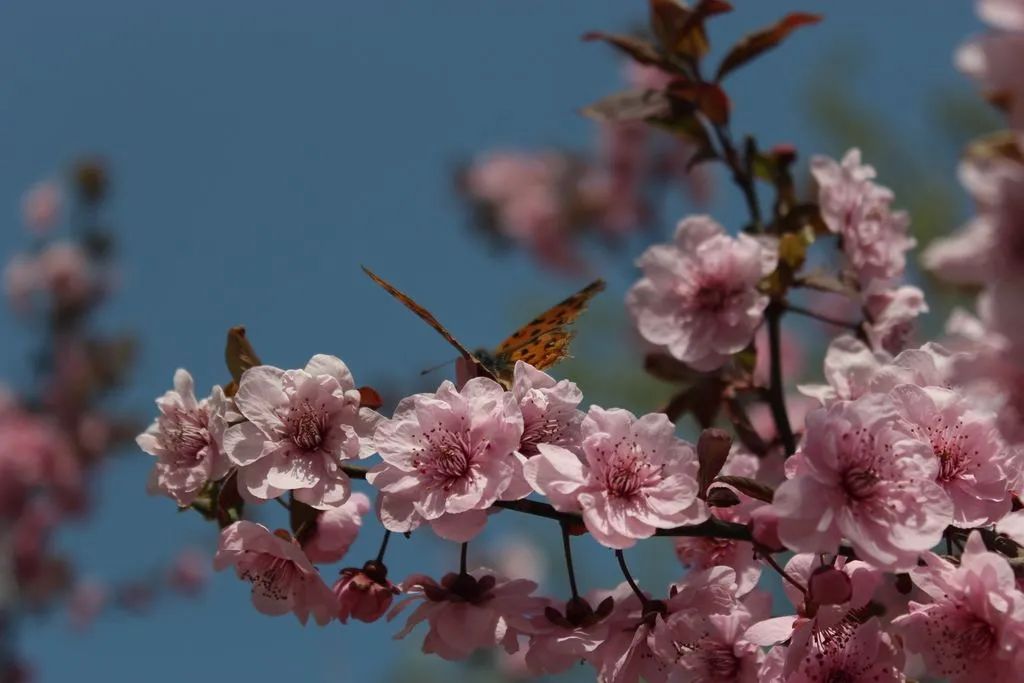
left=363, top=267, right=604, bottom=387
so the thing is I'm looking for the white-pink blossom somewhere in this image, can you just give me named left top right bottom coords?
left=390, top=569, right=543, bottom=661
left=511, top=361, right=583, bottom=457
left=137, top=369, right=229, bottom=507
left=893, top=532, right=1024, bottom=682
left=627, top=215, right=777, bottom=371
left=811, top=149, right=914, bottom=286
left=863, top=284, right=928, bottom=355
left=889, top=384, right=1012, bottom=526
left=524, top=406, right=707, bottom=549
left=772, top=395, right=952, bottom=571
left=368, top=377, right=526, bottom=542
left=302, top=492, right=370, bottom=564
left=224, top=355, right=380, bottom=509
left=214, top=521, right=335, bottom=625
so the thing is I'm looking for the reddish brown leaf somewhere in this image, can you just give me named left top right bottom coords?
left=582, top=31, right=667, bottom=68
left=715, top=12, right=822, bottom=82
left=650, top=0, right=732, bottom=60
left=669, top=82, right=730, bottom=125
left=358, top=385, right=384, bottom=410
left=225, top=326, right=262, bottom=389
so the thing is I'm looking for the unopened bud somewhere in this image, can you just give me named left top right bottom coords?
left=697, top=428, right=732, bottom=496
left=808, top=566, right=852, bottom=606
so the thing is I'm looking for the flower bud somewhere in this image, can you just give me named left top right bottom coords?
left=333, top=561, right=399, bottom=624
left=697, top=428, right=732, bottom=496
left=808, top=566, right=852, bottom=606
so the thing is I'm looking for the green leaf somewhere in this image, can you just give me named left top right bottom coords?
left=581, top=89, right=672, bottom=123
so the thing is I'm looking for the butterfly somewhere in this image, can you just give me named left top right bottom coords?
left=362, top=266, right=605, bottom=386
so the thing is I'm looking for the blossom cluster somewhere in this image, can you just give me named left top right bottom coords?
left=138, top=1, right=1024, bottom=682
left=459, top=63, right=712, bottom=276
left=0, top=161, right=206, bottom=680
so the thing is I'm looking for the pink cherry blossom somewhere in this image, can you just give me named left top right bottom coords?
left=368, top=377, right=526, bottom=542
left=626, top=215, right=778, bottom=371
left=893, top=532, right=1024, bottom=682
left=67, top=579, right=107, bottom=632
left=923, top=157, right=1024, bottom=286
left=799, top=335, right=956, bottom=406
left=863, top=284, right=928, bottom=354
left=0, top=408, right=81, bottom=518
left=785, top=618, right=905, bottom=683
left=524, top=587, right=630, bottom=675
left=213, top=521, right=335, bottom=625
left=137, top=369, right=229, bottom=507
left=167, top=547, right=208, bottom=596
left=524, top=406, right=707, bottom=549
left=811, top=149, right=914, bottom=285
left=22, top=181, right=61, bottom=235
left=333, top=561, right=399, bottom=623
left=302, top=492, right=370, bottom=564
left=36, top=241, right=97, bottom=310
left=224, top=355, right=380, bottom=509
left=957, top=8, right=1024, bottom=131
left=981, top=0, right=1024, bottom=29
left=389, top=569, right=543, bottom=661
left=772, top=395, right=952, bottom=571
left=592, top=567, right=741, bottom=683
left=511, top=361, right=583, bottom=457
left=648, top=607, right=764, bottom=682
left=4, top=256, right=38, bottom=313
left=889, top=384, right=1012, bottom=526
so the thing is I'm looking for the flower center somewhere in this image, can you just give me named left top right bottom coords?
left=701, top=643, right=739, bottom=680
left=414, top=425, right=478, bottom=488
left=288, top=399, right=328, bottom=452
left=841, top=466, right=879, bottom=501
left=958, top=618, right=996, bottom=658
left=165, top=411, right=209, bottom=463
left=602, top=442, right=656, bottom=498
left=519, top=416, right=563, bottom=456
left=239, top=552, right=300, bottom=603
left=922, top=416, right=974, bottom=483
left=694, top=284, right=729, bottom=313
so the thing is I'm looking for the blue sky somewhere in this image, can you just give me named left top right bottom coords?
left=0, top=1, right=982, bottom=680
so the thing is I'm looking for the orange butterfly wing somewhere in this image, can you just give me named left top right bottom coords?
left=362, top=266, right=477, bottom=362
left=493, top=279, right=605, bottom=371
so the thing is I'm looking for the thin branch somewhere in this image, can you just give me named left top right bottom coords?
left=761, top=551, right=806, bottom=595
left=560, top=523, right=580, bottom=600
left=709, top=123, right=762, bottom=230
left=615, top=550, right=647, bottom=605
left=339, top=463, right=754, bottom=543
left=376, top=530, right=392, bottom=564
left=765, top=303, right=797, bottom=456
left=459, top=542, right=468, bottom=576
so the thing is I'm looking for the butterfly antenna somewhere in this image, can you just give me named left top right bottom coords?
left=420, top=357, right=458, bottom=376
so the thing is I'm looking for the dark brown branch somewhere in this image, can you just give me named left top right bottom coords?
left=340, top=463, right=753, bottom=543
left=765, top=302, right=797, bottom=456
